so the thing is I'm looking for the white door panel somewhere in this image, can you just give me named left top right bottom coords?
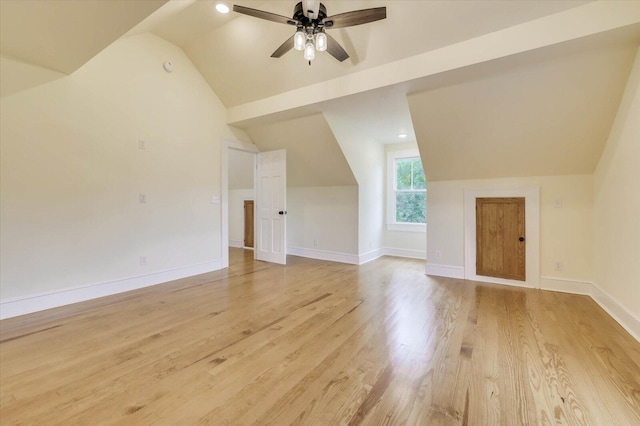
left=256, top=150, right=286, bottom=264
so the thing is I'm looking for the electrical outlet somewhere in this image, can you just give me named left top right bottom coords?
left=313, top=239, right=318, bottom=247
left=140, top=256, right=147, bottom=266
left=138, top=139, right=146, bottom=149
left=435, top=250, right=442, bottom=260
left=139, top=193, right=146, bottom=203
left=554, top=261, right=563, bottom=271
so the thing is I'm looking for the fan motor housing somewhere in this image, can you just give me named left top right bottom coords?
left=293, top=2, right=327, bottom=24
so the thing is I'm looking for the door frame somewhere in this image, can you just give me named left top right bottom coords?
left=463, top=187, right=540, bottom=288
left=221, top=139, right=259, bottom=269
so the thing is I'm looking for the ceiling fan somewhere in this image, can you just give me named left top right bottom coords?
left=233, top=0, right=386, bottom=64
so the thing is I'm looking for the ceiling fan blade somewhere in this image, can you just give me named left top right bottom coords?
left=324, top=7, right=386, bottom=29
left=326, top=33, right=349, bottom=62
left=271, top=35, right=294, bottom=58
left=233, top=5, right=300, bottom=26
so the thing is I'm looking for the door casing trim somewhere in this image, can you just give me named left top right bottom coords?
left=463, top=187, right=540, bottom=288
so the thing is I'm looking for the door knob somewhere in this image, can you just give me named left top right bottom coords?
left=279, top=210, right=287, bottom=215
left=519, top=237, right=525, bottom=242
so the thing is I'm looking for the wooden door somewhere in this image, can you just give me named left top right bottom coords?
left=256, top=150, right=287, bottom=264
left=244, top=200, right=254, bottom=248
left=476, top=197, right=525, bottom=281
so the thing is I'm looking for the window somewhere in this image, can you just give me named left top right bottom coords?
left=387, top=149, right=426, bottom=232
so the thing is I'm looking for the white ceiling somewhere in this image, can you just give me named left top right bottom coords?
left=148, top=0, right=591, bottom=107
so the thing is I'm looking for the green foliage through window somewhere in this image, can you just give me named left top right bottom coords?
left=394, top=157, right=426, bottom=224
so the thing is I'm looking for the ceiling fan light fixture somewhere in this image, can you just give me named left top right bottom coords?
left=315, top=32, right=327, bottom=52
left=304, top=41, right=315, bottom=61
left=233, top=2, right=386, bottom=63
left=294, top=30, right=306, bottom=51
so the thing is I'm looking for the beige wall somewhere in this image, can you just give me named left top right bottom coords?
left=427, top=175, right=593, bottom=282
left=593, top=47, right=640, bottom=318
left=287, top=186, right=359, bottom=255
left=0, top=33, right=245, bottom=301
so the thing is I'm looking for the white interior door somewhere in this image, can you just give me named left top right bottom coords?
left=256, top=150, right=286, bottom=264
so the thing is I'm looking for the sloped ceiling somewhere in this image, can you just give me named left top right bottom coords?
left=245, top=114, right=356, bottom=187
left=0, top=0, right=167, bottom=74
left=408, top=41, right=639, bottom=181
left=155, top=0, right=590, bottom=107
left=0, top=0, right=167, bottom=98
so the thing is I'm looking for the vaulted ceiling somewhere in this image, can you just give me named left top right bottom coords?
left=146, top=0, right=591, bottom=107
left=1, top=0, right=639, bottom=182
left=0, top=0, right=167, bottom=74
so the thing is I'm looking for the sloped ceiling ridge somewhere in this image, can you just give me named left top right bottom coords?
left=408, top=42, right=639, bottom=182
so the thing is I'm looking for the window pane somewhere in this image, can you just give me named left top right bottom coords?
left=396, top=159, right=412, bottom=190
left=396, top=191, right=426, bottom=223
left=412, top=158, right=426, bottom=189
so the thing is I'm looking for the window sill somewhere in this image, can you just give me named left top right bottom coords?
left=386, top=223, right=426, bottom=233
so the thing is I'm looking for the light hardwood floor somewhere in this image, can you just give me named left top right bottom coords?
left=1, top=249, right=640, bottom=425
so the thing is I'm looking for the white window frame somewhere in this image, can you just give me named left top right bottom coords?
left=386, top=149, right=426, bottom=232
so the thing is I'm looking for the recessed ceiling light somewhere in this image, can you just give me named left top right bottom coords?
left=216, top=3, right=230, bottom=14
left=398, top=133, right=408, bottom=138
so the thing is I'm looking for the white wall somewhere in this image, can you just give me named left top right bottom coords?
left=228, top=149, right=254, bottom=190
left=427, top=175, right=593, bottom=283
left=324, top=113, right=385, bottom=255
left=0, top=33, right=246, bottom=304
left=593, top=47, right=640, bottom=319
left=287, top=186, right=359, bottom=257
left=384, top=142, right=427, bottom=258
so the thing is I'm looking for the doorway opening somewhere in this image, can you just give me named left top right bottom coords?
left=221, top=140, right=258, bottom=269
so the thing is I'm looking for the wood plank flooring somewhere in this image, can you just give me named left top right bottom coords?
left=1, top=249, right=640, bottom=425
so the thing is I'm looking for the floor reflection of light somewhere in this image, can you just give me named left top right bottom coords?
left=384, top=270, right=434, bottom=361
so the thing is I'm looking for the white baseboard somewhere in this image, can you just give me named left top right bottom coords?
left=590, top=284, right=640, bottom=343
left=229, top=239, right=243, bottom=248
left=288, top=245, right=420, bottom=267
left=383, top=247, right=426, bottom=260
left=287, top=246, right=424, bottom=266
left=287, top=247, right=360, bottom=265
left=539, top=276, right=592, bottom=295
left=0, top=259, right=222, bottom=320
left=425, top=263, right=465, bottom=279
left=539, top=276, right=639, bottom=342
left=359, top=248, right=385, bottom=265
